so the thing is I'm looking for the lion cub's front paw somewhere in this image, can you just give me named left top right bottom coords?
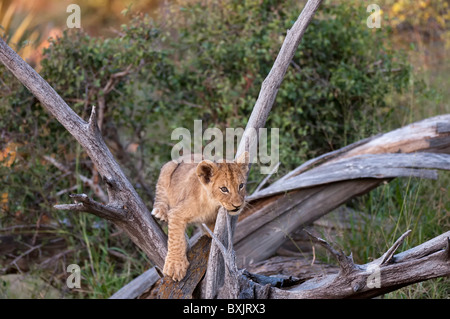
left=163, top=256, right=189, bottom=281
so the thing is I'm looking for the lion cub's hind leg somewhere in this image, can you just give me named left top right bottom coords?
left=152, top=161, right=179, bottom=222
left=152, top=185, right=170, bottom=222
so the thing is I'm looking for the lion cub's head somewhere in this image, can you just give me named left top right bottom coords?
left=196, top=152, right=249, bottom=215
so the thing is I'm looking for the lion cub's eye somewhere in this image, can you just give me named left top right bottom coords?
left=239, top=183, right=244, bottom=190
left=220, top=187, right=229, bottom=193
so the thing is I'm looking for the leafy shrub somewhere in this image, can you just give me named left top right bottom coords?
left=152, top=0, right=411, bottom=170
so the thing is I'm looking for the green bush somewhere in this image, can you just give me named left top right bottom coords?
left=2, top=1, right=411, bottom=190
left=166, top=1, right=410, bottom=163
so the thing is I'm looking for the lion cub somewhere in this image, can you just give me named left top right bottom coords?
left=152, top=152, right=249, bottom=281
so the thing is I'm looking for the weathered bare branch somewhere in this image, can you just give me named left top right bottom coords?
left=269, top=231, right=450, bottom=298
left=304, top=230, right=358, bottom=275
left=206, top=0, right=324, bottom=299
left=248, top=152, right=448, bottom=201
left=204, top=229, right=450, bottom=299
left=0, top=36, right=168, bottom=269
left=253, top=161, right=280, bottom=194
left=380, top=230, right=412, bottom=266
left=54, top=193, right=128, bottom=221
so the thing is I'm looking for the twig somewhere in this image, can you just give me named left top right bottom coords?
left=304, top=230, right=357, bottom=275
left=0, top=224, right=57, bottom=232
left=1, top=243, right=43, bottom=273
left=97, top=65, right=133, bottom=130
left=202, top=223, right=227, bottom=259
left=54, top=193, right=128, bottom=222
left=1, top=238, right=64, bottom=274
left=202, top=213, right=238, bottom=276
left=55, top=185, right=79, bottom=197
left=43, top=155, right=109, bottom=203
left=252, top=161, right=280, bottom=194
left=103, top=64, right=133, bottom=94
left=38, top=249, right=75, bottom=268
left=380, top=229, right=411, bottom=266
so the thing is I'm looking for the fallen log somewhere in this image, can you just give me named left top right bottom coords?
left=206, top=214, right=450, bottom=299
left=235, top=115, right=450, bottom=266
left=269, top=230, right=450, bottom=299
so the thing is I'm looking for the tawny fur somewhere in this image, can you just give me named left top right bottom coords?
left=152, top=152, right=249, bottom=281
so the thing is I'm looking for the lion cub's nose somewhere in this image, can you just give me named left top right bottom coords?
left=231, top=204, right=241, bottom=212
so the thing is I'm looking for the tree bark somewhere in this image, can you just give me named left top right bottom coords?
left=269, top=230, right=450, bottom=299
left=204, top=220, right=450, bottom=299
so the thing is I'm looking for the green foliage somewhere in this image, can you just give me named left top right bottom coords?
left=1, top=1, right=412, bottom=197
left=158, top=0, right=411, bottom=170
left=2, top=1, right=412, bottom=179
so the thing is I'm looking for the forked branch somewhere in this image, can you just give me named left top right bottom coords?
left=0, top=36, right=168, bottom=269
left=202, top=225, right=450, bottom=299
left=54, top=193, right=128, bottom=222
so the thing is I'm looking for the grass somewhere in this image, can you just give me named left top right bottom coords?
left=56, top=213, right=151, bottom=298
left=310, top=171, right=449, bottom=298
left=334, top=43, right=450, bottom=297
left=336, top=175, right=449, bottom=298
left=319, top=22, right=449, bottom=297
left=382, top=177, right=449, bottom=299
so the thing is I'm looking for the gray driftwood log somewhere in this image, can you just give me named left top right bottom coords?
left=209, top=225, right=450, bottom=299
left=234, top=116, right=450, bottom=266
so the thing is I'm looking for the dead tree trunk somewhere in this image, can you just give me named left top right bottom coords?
left=0, top=0, right=448, bottom=299
left=112, top=114, right=449, bottom=299
left=235, top=118, right=450, bottom=266
left=210, top=226, right=450, bottom=299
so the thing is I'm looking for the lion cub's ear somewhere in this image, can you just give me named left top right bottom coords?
left=236, top=151, right=250, bottom=174
left=197, top=160, right=217, bottom=185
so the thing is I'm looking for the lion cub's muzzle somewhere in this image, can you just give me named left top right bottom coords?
left=227, top=204, right=243, bottom=216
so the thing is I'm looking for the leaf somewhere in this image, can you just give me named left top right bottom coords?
left=0, top=142, right=18, bottom=167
